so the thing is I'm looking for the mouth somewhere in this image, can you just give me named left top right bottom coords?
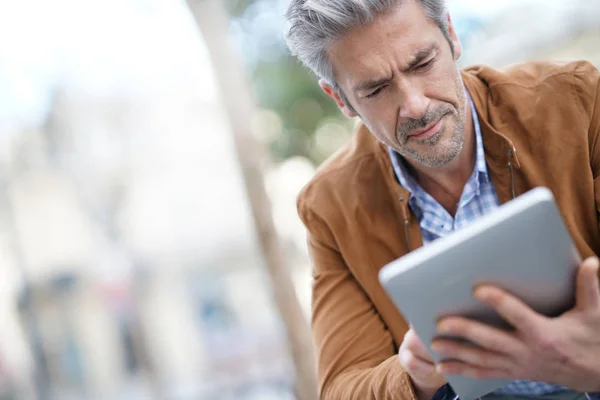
left=408, top=116, right=444, bottom=141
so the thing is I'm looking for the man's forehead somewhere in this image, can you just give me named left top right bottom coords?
left=326, top=0, right=440, bottom=82
left=335, top=41, right=440, bottom=92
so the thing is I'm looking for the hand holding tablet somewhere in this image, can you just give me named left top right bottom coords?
left=379, top=187, right=582, bottom=400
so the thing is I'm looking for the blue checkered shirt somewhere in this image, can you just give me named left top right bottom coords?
left=389, top=97, right=600, bottom=399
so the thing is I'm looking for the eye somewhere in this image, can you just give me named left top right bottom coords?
left=415, top=57, right=435, bottom=71
left=366, top=86, right=385, bottom=99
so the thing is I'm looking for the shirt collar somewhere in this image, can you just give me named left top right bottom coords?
left=470, top=94, right=489, bottom=178
left=389, top=92, right=490, bottom=198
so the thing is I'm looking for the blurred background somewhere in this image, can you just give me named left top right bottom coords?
left=0, top=0, right=598, bottom=399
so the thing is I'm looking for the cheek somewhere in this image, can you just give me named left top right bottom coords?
left=424, top=65, right=463, bottom=107
left=359, top=107, right=399, bottom=145
left=374, top=115, right=400, bottom=145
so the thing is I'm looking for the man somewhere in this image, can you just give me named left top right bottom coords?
left=284, top=0, right=600, bottom=399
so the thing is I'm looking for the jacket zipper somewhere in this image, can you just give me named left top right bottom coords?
left=399, top=196, right=412, bottom=252
left=508, top=147, right=517, bottom=199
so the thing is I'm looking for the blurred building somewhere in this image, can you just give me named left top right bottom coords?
left=0, top=71, right=312, bottom=399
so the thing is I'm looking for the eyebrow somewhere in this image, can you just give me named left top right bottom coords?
left=352, top=43, right=440, bottom=93
left=404, top=43, right=439, bottom=72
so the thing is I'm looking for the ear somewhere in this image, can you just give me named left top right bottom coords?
left=318, top=79, right=358, bottom=118
left=445, top=13, right=462, bottom=61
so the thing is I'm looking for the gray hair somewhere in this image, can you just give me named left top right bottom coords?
left=285, top=0, right=452, bottom=87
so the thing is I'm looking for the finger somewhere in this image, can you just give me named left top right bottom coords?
left=436, top=317, right=524, bottom=355
left=575, top=257, right=600, bottom=311
left=437, top=360, right=511, bottom=380
left=431, top=338, right=512, bottom=370
left=474, top=286, right=547, bottom=334
left=399, top=349, right=437, bottom=377
left=403, top=329, right=434, bottom=361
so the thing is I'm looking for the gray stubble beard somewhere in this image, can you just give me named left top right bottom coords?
left=396, top=110, right=465, bottom=168
left=396, top=72, right=468, bottom=168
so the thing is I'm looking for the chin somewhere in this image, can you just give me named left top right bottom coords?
left=405, top=141, right=463, bottom=168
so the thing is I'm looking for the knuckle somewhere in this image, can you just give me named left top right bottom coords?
left=403, top=329, right=419, bottom=349
left=536, top=334, right=570, bottom=363
left=401, top=352, right=418, bottom=371
left=513, top=314, right=530, bottom=328
left=406, top=355, right=419, bottom=371
left=485, top=337, right=501, bottom=351
left=477, top=351, right=494, bottom=366
left=537, top=334, right=559, bottom=352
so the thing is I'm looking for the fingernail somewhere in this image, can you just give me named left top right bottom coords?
left=437, top=323, right=451, bottom=334
left=474, top=286, right=492, bottom=301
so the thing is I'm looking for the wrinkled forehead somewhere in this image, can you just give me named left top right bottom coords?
left=326, top=2, right=443, bottom=90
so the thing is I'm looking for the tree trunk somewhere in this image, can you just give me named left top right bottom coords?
left=185, top=1, right=318, bottom=399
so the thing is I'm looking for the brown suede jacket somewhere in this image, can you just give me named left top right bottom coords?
left=297, top=61, right=600, bottom=400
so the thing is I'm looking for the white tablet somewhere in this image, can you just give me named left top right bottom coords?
left=378, top=187, right=581, bottom=400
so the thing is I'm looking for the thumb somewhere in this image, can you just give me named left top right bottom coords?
left=575, top=257, right=600, bottom=310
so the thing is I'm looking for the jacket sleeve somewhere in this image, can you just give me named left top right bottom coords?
left=579, top=62, right=600, bottom=219
left=298, top=195, right=418, bottom=400
left=574, top=61, right=600, bottom=281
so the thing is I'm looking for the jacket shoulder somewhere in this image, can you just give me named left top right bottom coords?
left=296, top=124, right=389, bottom=232
left=494, top=61, right=599, bottom=135
left=465, top=60, right=598, bottom=89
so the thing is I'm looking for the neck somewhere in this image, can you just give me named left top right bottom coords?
left=406, top=103, right=476, bottom=216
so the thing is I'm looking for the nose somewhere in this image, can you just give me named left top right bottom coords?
left=398, top=81, right=430, bottom=120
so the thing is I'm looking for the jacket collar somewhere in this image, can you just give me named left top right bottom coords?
left=462, top=70, right=522, bottom=169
